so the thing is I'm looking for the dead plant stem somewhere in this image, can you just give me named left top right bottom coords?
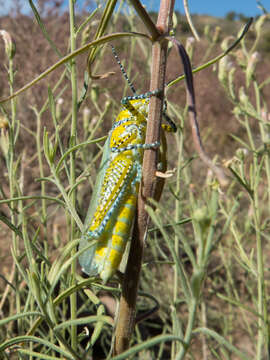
left=113, top=0, right=175, bottom=355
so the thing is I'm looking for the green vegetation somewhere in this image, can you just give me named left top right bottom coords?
left=0, top=1, right=270, bottom=359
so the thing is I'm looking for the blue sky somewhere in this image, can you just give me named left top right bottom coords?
left=172, top=0, right=264, bottom=17
left=117, top=1, right=264, bottom=18
left=1, top=0, right=266, bottom=18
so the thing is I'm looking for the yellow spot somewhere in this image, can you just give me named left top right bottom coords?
left=111, top=234, right=124, bottom=248
left=115, top=220, right=129, bottom=234
left=95, top=246, right=106, bottom=259
left=108, top=248, right=121, bottom=269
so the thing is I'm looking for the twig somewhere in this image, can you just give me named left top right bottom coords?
left=113, top=0, right=175, bottom=355
left=183, top=0, right=200, bottom=41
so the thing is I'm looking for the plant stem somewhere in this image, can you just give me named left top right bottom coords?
left=183, top=0, right=200, bottom=41
left=176, top=299, right=197, bottom=360
left=172, top=123, right=184, bottom=358
left=68, top=0, right=78, bottom=351
left=7, top=53, right=22, bottom=332
left=113, top=0, right=175, bottom=355
left=253, top=155, right=266, bottom=359
left=35, top=110, right=48, bottom=244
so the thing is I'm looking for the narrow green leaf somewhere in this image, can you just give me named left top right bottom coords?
left=0, top=312, right=44, bottom=326
left=0, top=212, right=22, bottom=238
left=229, top=167, right=253, bottom=198
left=0, top=335, right=75, bottom=359
left=193, top=327, right=252, bottom=360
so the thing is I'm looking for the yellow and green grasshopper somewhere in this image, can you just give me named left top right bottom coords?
left=79, top=46, right=176, bottom=282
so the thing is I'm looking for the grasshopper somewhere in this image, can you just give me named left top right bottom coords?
left=79, top=47, right=176, bottom=282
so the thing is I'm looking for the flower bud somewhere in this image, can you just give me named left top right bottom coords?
left=193, top=206, right=208, bottom=223
left=0, top=116, right=9, bottom=131
left=0, top=30, right=15, bottom=60
left=218, top=55, right=234, bottom=84
left=83, top=107, right=91, bottom=134
left=90, top=86, right=99, bottom=103
left=246, top=51, right=261, bottom=87
left=255, top=14, right=269, bottom=37
left=235, top=147, right=248, bottom=160
left=81, top=25, right=90, bottom=46
left=220, top=36, right=234, bottom=52
left=0, top=116, right=9, bottom=158
left=204, top=24, right=210, bottom=39
left=235, top=49, right=247, bottom=68
left=239, top=86, right=248, bottom=104
left=56, top=98, right=64, bottom=120
left=213, top=26, right=221, bottom=44
left=185, top=36, right=195, bottom=59
left=43, top=129, right=57, bottom=164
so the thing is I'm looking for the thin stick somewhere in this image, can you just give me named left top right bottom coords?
left=183, top=0, right=200, bottom=41
left=113, top=0, right=175, bottom=355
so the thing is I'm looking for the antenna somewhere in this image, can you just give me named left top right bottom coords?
left=111, top=45, right=137, bottom=95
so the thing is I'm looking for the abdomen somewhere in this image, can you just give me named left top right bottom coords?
left=94, top=191, right=138, bottom=282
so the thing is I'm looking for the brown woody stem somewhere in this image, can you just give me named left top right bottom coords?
left=113, top=0, right=175, bottom=355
